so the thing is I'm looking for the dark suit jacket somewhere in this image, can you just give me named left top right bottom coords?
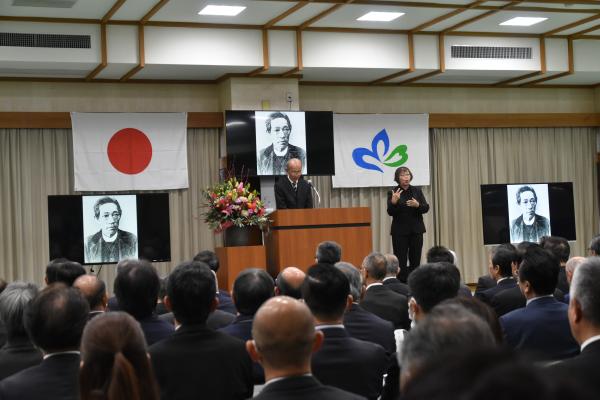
left=360, top=284, right=410, bottom=330
left=382, top=277, right=410, bottom=297
left=510, top=214, right=550, bottom=243
left=138, top=314, right=174, bottom=346
left=0, top=353, right=80, bottom=400
left=218, top=314, right=265, bottom=384
left=312, top=327, right=389, bottom=400
left=500, top=296, right=579, bottom=361
left=217, top=291, right=237, bottom=314
left=274, top=176, right=313, bottom=209
left=491, top=285, right=565, bottom=317
left=85, top=229, right=137, bottom=263
left=475, top=274, right=496, bottom=293
left=149, top=323, right=253, bottom=400
left=159, top=309, right=236, bottom=330
left=386, top=185, right=429, bottom=235
left=257, top=143, right=307, bottom=175
left=548, top=339, right=600, bottom=393
left=557, top=267, right=569, bottom=294
left=0, top=336, right=43, bottom=381
left=475, top=277, right=517, bottom=305
left=343, top=303, right=396, bottom=354
left=252, top=375, right=366, bottom=400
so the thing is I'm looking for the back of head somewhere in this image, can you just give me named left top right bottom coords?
left=408, top=263, right=460, bottom=312
left=74, top=274, right=107, bottom=310
left=114, top=260, right=159, bottom=320
left=252, top=296, right=316, bottom=370
left=25, top=283, right=89, bottom=353
left=492, top=247, right=518, bottom=278
left=233, top=268, right=275, bottom=316
left=193, top=250, right=219, bottom=272
left=0, top=281, right=39, bottom=339
left=80, top=312, right=159, bottom=400
left=570, top=257, right=600, bottom=327
left=363, top=252, right=387, bottom=281
left=518, top=246, right=559, bottom=296
left=316, top=241, right=342, bottom=264
left=440, top=297, right=503, bottom=344
left=302, top=263, right=349, bottom=321
left=275, top=267, right=305, bottom=299
left=589, top=235, right=600, bottom=256
left=384, top=254, right=400, bottom=276
left=400, top=303, right=496, bottom=388
left=167, top=260, right=216, bottom=325
left=46, top=258, right=86, bottom=286
left=540, top=236, right=570, bottom=263
left=426, top=246, right=454, bottom=264
left=335, top=262, right=362, bottom=302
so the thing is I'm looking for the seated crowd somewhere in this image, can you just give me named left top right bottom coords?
left=0, top=237, right=599, bottom=399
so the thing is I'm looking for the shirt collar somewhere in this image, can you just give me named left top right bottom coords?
left=43, top=350, right=80, bottom=360
left=315, top=324, right=345, bottom=330
left=581, top=334, right=600, bottom=351
left=366, top=282, right=383, bottom=291
left=497, top=277, right=513, bottom=284
left=526, top=294, right=554, bottom=306
left=263, top=374, right=312, bottom=388
left=382, top=277, right=396, bottom=282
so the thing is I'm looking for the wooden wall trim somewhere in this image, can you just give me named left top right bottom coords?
left=1, top=112, right=598, bottom=129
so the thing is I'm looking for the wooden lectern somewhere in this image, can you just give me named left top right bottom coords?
left=265, top=207, right=372, bottom=276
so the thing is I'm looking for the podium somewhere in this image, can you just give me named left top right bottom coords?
left=215, top=245, right=266, bottom=293
left=265, top=207, right=372, bottom=276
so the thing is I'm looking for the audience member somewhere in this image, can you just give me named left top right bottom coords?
left=563, top=256, right=586, bottom=303
left=73, top=274, right=108, bottom=319
left=275, top=266, right=305, bottom=299
left=315, top=241, right=342, bottom=264
left=588, top=235, right=600, bottom=256
left=407, top=262, right=460, bottom=322
left=247, top=296, right=365, bottom=400
left=400, top=303, right=496, bottom=393
left=499, top=246, right=578, bottom=360
left=219, top=268, right=274, bottom=383
left=336, top=262, right=395, bottom=354
left=45, top=258, right=86, bottom=286
left=155, top=276, right=169, bottom=315
left=0, top=282, right=42, bottom=380
left=541, top=236, right=570, bottom=293
left=475, top=247, right=518, bottom=305
left=0, top=284, right=89, bottom=400
left=360, top=252, right=410, bottom=330
left=382, top=254, right=410, bottom=296
left=548, top=257, right=600, bottom=392
left=303, top=263, right=389, bottom=399
left=440, top=296, right=503, bottom=344
left=114, top=259, right=174, bottom=346
left=474, top=243, right=516, bottom=296
left=80, top=312, right=160, bottom=400
left=149, top=261, right=253, bottom=400
left=193, top=250, right=236, bottom=314
left=426, top=246, right=471, bottom=297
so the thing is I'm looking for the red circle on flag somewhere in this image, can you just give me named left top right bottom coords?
left=107, top=128, right=152, bottom=175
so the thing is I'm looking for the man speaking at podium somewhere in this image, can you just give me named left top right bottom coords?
left=274, top=158, right=313, bottom=209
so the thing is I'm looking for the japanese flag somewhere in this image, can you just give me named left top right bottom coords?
left=71, top=112, right=188, bottom=191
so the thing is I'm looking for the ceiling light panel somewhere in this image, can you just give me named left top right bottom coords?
left=357, top=11, right=404, bottom=22
left=198, top=5, right=246, bottom=16
left=499, top=17, right=548, bottom=26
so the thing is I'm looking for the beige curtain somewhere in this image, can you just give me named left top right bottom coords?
left=431, top=127, right=599, bottom=283
left=0, top=128, right=221, bottom=290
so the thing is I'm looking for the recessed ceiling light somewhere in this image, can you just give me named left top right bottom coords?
left=198, top=5, right=246, bottom=16
left=499, top=17, right=548, bottom=26
left=357, top=11, right=404, bottom=22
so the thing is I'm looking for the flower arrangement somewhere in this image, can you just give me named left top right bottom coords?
left=203, top=177, right=269, bottom=232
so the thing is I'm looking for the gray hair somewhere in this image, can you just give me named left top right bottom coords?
left=0, top=281, right=39, bottom=337
left=384, top=254, right=400, bottom=276
left=363, top=252, right=387, bottom=281
left=565, top=256, right=586, bottom=275
left=570, top=257, right=600, bottom=326
left=316, top=241, right=342, bottom=264
left=400, top=303, right=496, bottom=376
left=335, top=262, right=362, bottom=302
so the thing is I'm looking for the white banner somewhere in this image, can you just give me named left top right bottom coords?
left=332, top=114, right=429, bottom=188
left=72, top=112, right=188, bottom=191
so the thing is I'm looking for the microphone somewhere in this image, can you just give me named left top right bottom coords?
left=306, top=179, right=321, bottom=204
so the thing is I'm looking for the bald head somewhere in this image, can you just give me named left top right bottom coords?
left=276, top=267, right=306, bottom=299
left=566, top=256, right=586, bottom=284
left=73, top=274, right=107, bottom=311
left=251, top=296, right=317, bottom=370
left=286, top=158, right=303, bottom=183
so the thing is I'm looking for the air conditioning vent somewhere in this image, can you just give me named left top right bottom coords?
left=0, top=32, right=91, bottom=49
left=451, top=46, right=532, bottom=59
left=12, top=0, right=78, bottom=8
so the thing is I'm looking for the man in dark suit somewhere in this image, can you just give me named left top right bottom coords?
left=382, top=253, right=410, bottom=297
left=426, top=246, right=472, bottom=298
left=247, top=296, right=365, bottom=400
left=114, top=259, right=174, bottom=345
left=475, top=247, right=518, bottom=305
left=315, top=241, right=342, bottom=264
left=360, top=252, right=410, bottom=330
left=387, top=166, right=429, bottom=282
left=408, top=262, right=460, bottom=323
left=274, top=158, right=313, bottom=209
left=44, top=258, right=85, bottom=286
left=548, top=257, right=600, bottom=392
left=304, top=263, right=389, bottom=400
left=149, top=261, right=253, bottom=400
left=0, top=284, right=89, bottom=400
left=541, top=236, right=570, bottom=294
left=499, top=246, right=578, bottom=361
left=0, top=282, right=42, bottom=380
left=275, top=266, right=305, bottom=299
left=474, top=243, right=517, bottom=297
left=193, top=250, right=236, bottom=314
left=73, top=274, right=108, bottom=320
left=257, top=112, right=307, bottom=175
left=219, top=268, right=275, bottom=384
left=336, top=262, right=395, bottom=354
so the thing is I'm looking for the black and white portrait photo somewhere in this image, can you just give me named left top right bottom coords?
left=82, top=195, right=138, bottom=263
left=507, top=184, right=551, bottom=243
left=255, top=111, right=307, bottom=175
